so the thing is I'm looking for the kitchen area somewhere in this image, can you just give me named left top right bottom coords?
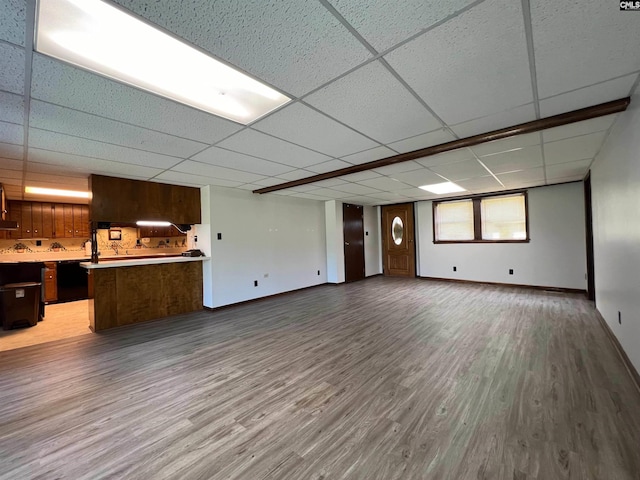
left=0, top=175, right=207, bottom=351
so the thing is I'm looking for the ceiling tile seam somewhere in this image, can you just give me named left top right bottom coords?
left=101, top=0, right=298, bottom=103
left=587, top=117, right=621, bottom=173
left=26, top=145, right=170, bottom=171
left=538, top=69, right=640, bottom=102
left=376, top=57, right=449, bottom=131
left=27, top=126, right=196, bottom=161
left=163, top=154, right=308, bottom=180
left=544, top=130, right=610, bottom=145
left=475, top=156, right=506, bottom=188
left=520, top=0, right=540, bottom=120
left=628, top=73, right=640, bottom=97
left=539, top=131, right=548, bottom=184
left=193, top=145, right=313, bottom=173
left=27, top=98, right=213, bottom=147
left=21, top=0, right=37, bottom=201
left=372, top=0, right=489, bottom=60
left=448, top=102, right=534, bottom=130
left=0, top=38, right=24, bottom=49
left=317, top=0, right=378, bottom=56
left=297, top=100, right=399, bottom=153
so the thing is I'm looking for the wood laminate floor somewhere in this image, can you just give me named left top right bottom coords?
left=0, top=278, right=639, bottom=480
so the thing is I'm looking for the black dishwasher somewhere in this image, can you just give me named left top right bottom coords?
left=57, top=260, right=89, bottom=303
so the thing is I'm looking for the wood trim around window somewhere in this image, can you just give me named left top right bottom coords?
left=432, top=191, right=530, bottom=244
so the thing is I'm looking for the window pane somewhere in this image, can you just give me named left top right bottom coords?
left=435, top=200, right=474, bottom=241
left=481, top=194, right=526, bottom=240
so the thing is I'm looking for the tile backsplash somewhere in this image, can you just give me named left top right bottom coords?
left=0, top=228, right=187, bottom=256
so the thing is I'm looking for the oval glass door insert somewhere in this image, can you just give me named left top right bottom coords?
left=392, top=216, right=404, bottom=245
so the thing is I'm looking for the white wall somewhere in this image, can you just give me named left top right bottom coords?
left=363, top=205, right=382, bottom=277
left=325, top=200, right=344, bottom=284
left=204, top=187, right=327, bottom=308
left=590, top=93, right=640, bottom=373
left=416, top=182, right=587, bottom=290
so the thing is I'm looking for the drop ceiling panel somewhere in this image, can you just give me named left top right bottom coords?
left=450, top=104, right=536, bottom=138
left=24, top=172, right=89, bottom=189
left=539, top=75, right=637, bottom=118
left=428, top=159, right=490, bottom=181
left=0, top=43, right=24, bottom=94
left=532, top=0, right=640, bottom=98
left=373, top=161, right=424, bottom=176
left=0, top=168, right=22, bottom=182
left=546, top=159, right=591, bottom=180
left=192, top=147, right=293, bottom=177
left=29, top=129, right=180, bottom=170
left=171, top=160, right=264, bottom=184
left=340, top=170, right=382, bottom=182
left=383, top=169, right=446, bottom=188
left=308, top=178, right=349, bottom=188
left=472, top=132, right=541, bottom=157
left=252, top=103, right=377, bottom=157
left=415, top=148, right=475, bottom=168
left=0, top=91, right=23, bottom=125
left=385, top=0, right=532, bottom=125
left=542, top=114, right=617, bottom=143
left=30, top=55, right=241, bottom=144
left=112, top=0, right=372, bottom=96
left=289, top=192, right=333, bottom=201
left=252, top=177, right=284, bottom=187
left=0, top=158, right=22, bottom=170
left=27, top=152, right=163, bottom=179
left=153, top=170, right=242, bottom=188
left=497, top=167, right=545, bottom=187
left=544, top=132, right=607, bottom=165
left=0, top=120, right=23, bottom=145
left=357, top=176, right=413, bottom=192
left=218, top=129, right=330, bottom=168
left=387, top=129, right=456, bottom=154
left=305, top=61, right=441, bottom=144
left=2, top=184, right=22, bottom=198
left=306, top=159, right=352, bottom=174
left=30, top=101, right=208, bottom=158
left=341, top=146, right=397, bottom=165
left=0, top=142, right=23, bottom=160
left=276, top=169, right=316, bottom=181
left=340, top=196, right=380, bottom=205
left=330, top=0, right=474, bottom=52
left=331, top=183, right=382, bottom=196
left=479, top=145, right=544, bottom=174
left=453, top=175, right=503, bottom=193
left=0, top=0, right=25, bottom=46
left=304, top=188, right=350, bottom=199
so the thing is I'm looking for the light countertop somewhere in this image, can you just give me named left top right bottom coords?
left=80, top=256, right=209, bottom=269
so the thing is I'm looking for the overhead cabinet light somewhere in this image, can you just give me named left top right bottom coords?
left=35, top=0, right=291, bottom=124
left=25, top=186, right=91, bottom=199
left=419, top=182, right=467, bottom=195
left=136, top=221, right=172, bottom=227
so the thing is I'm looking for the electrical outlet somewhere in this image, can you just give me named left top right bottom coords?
left=36, top=240, right=42, bottom=246
left=453, top=266, right=457, bottom=272
left=317, top=270, right=320, bottom=275
left=618, top=311, right=622, bottom=324
left=217, top=233, right=222, bottom=240
left=365, top=231, right=369, bottom=236
left=254, top=280, right=258, bottom=287
left=509, top=269, right=514, bottom=275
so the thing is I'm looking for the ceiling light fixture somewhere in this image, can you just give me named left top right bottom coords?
left=25, top=186, right=91, bottom=199
left=35, top=0, right=291, bottom=124
left=419, top=182, right=466, bottom=194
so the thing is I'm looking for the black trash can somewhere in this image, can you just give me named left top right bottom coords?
left=1, top=282, right=42, bottom=330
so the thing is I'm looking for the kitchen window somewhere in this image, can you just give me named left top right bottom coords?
left=433, top=192, right=529, bottom=243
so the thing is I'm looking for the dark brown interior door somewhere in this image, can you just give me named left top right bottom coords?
left=584, top=172, right=595, bottom=302
left=382, top=203, right=416, bottom=277
left=343, top=203, right=365, bottom=283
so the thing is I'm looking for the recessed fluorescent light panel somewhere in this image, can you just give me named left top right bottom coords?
left=35, top=0, right=291, bottom=124
left=25, top=186, right=91, bottom=199
left=419, top=182, right=466, bottom=194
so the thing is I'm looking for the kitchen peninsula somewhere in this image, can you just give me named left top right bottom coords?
left=82, top=255, right=207, bottom=331
left=86, top=175, right=206, bottom=332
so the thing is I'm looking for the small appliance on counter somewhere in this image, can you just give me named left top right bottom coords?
left=182, top=249, right=204, bottom=257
